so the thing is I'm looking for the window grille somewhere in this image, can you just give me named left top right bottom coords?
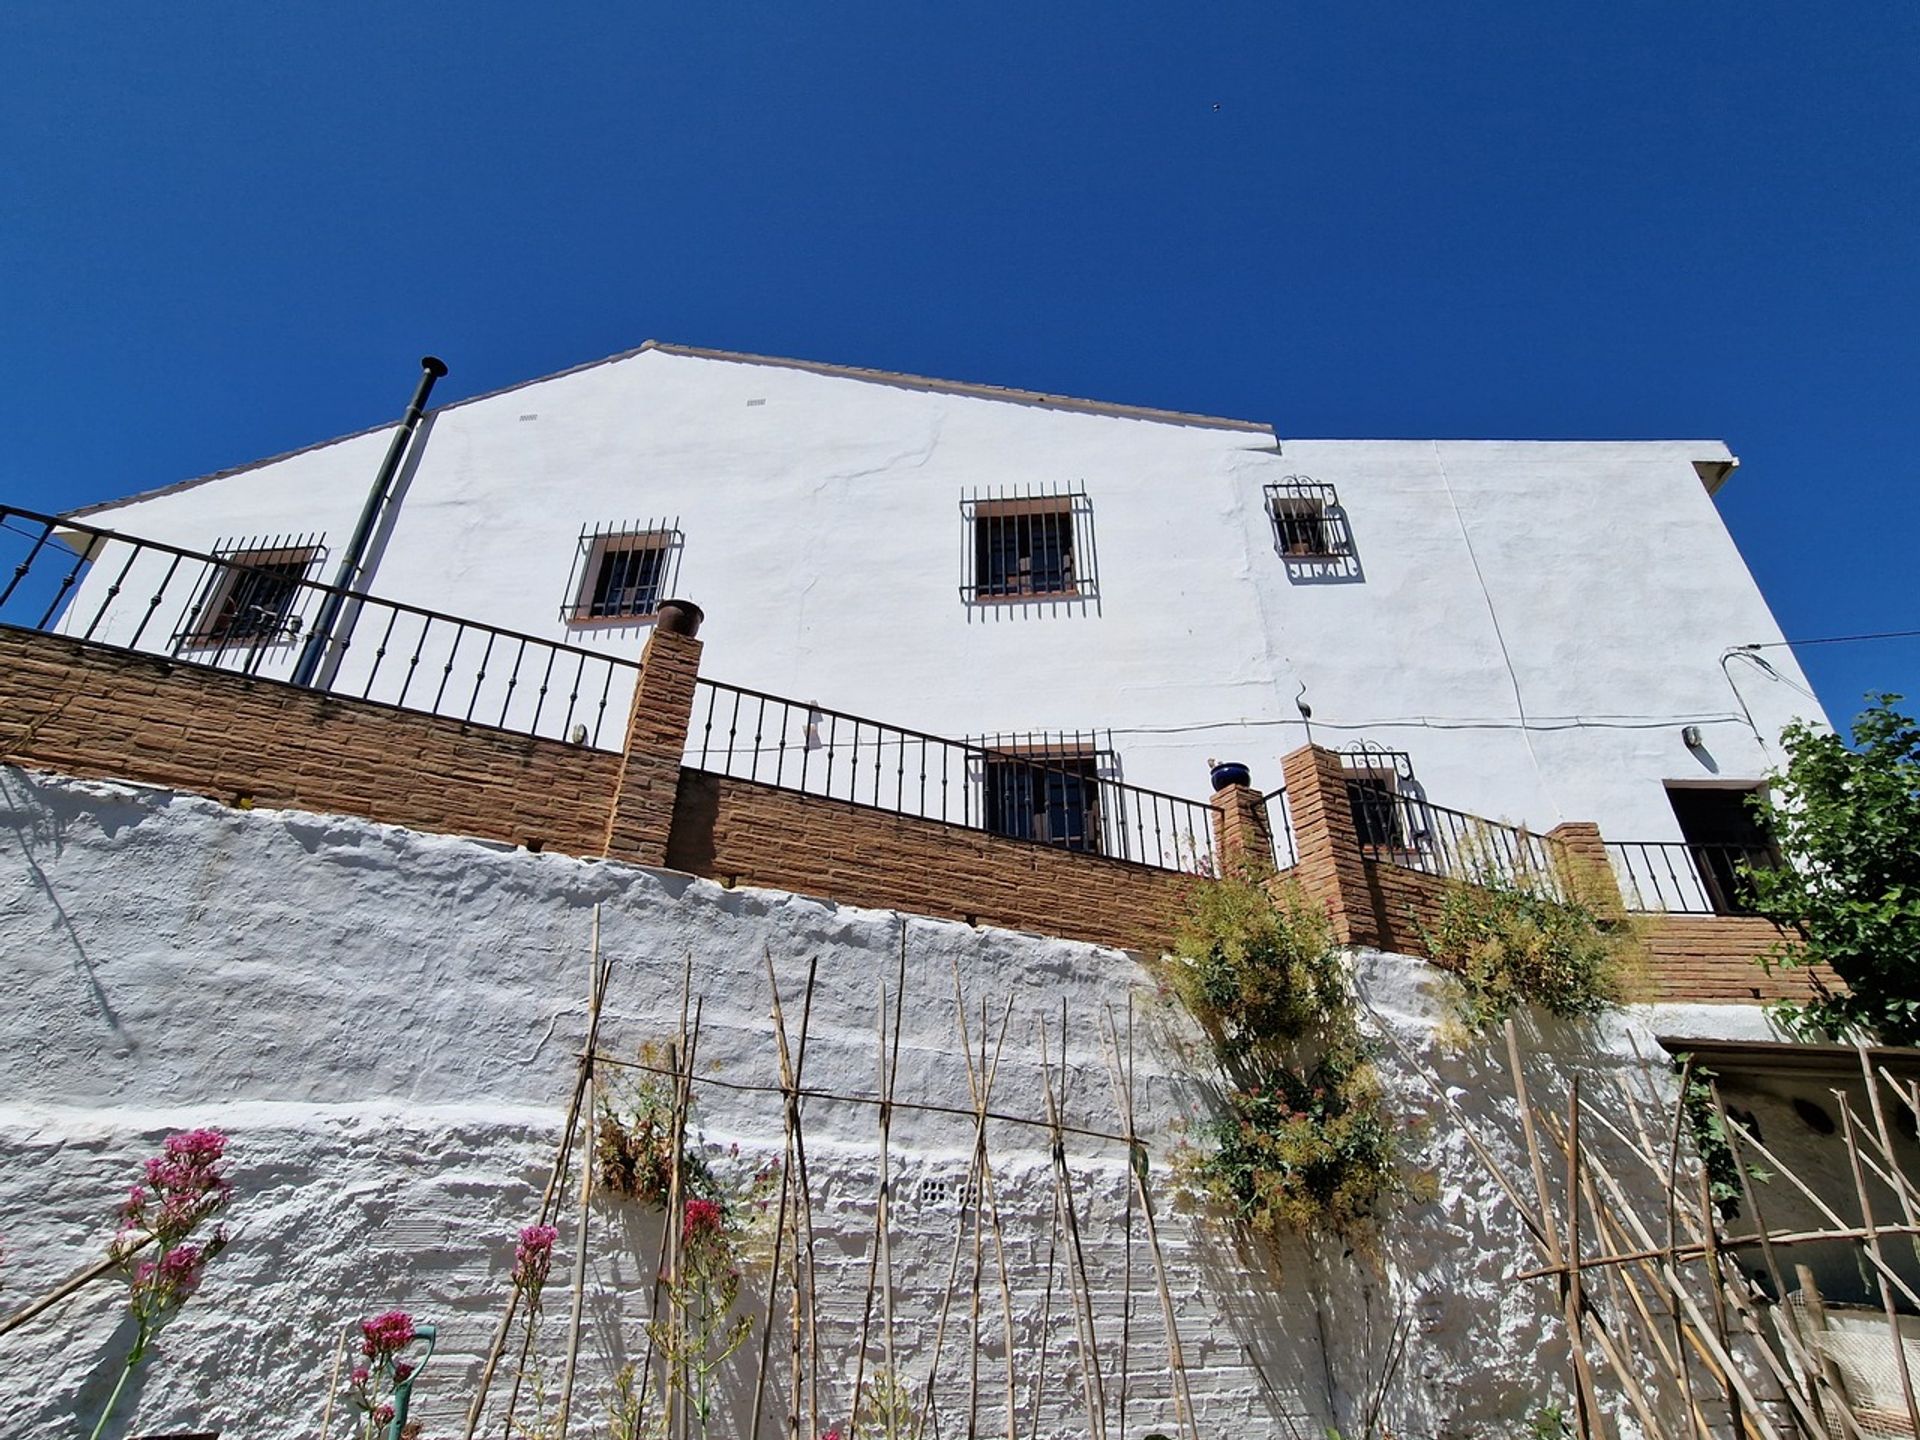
left=562, top=519, right=684, bottom=623
left=178, top=534, right=327, bottom=650
left=973, top=730, right=1116, bottom=854
left=1339, top=746, right=1419, bottom=851
left=960, top=486, right=1097, bottom=603
left=1264, top=478, right=1352, bottom=560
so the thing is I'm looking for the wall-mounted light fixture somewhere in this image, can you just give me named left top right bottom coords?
left=1681, top=724, right=1704, bottom=750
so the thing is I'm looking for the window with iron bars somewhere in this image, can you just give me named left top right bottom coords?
left=976, top=734, right=1114, bottom=854
left=1340, top=747, right=1419, bottom=851
left=1265, top=479, right=1351, bottom=560
left=180, top=536, right=325, bottom=649
left=562, top=519, right=684, bottom=623
left=960, top=488, right=1096, bottom=603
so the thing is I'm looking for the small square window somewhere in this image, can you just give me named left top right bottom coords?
left=1339, top=747, right=1419, bottom=852
left=564, top=521, right=683, bottom=624
left=183, top=540, right=323, bottom=649
left=961, top=489, right=1096, bottom=604
left=1265, top=479, right=1350, bottom=560
left=980, top=742, right=1109, bottom=853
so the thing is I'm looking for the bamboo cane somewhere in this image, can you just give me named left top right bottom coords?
left=1836, top=1099, right=1920, bottom=1439
left=318, top=1323, right=349, bottom=1440
left=553, top=911, right=607, bottom=1440
left=1099, top=1000, right=1198, bottom=1440
left=1038, top=1009, right=1107, bottom=1440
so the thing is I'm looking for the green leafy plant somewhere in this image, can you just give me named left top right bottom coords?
left=1202, top=1039, right=1397, bottom=1243
left=1424, top=880, right=1630, bottom=1033
left=1744, top=694, right=1920, bottom=1045
left=1167, top=873, right=1343, bottom=1057
left=1163, top=876, right=1403, bottom=1245
left=1674, top=1063, right=1772, bottom=1221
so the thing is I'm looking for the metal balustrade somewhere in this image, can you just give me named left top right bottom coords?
left=1606, top=840, right=1778, bottom=915
left=686, top=678, right=1220, bottom=875
left=1351, top=784, right=1565, bottom=898
left=0, top=506, right=638, bottom=748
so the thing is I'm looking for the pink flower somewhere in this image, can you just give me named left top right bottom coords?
left=394, top=1360, right=414, bottom=1383
left=683, top=1197, right=724, bottom=1243
left=359, top=1309, right=416, bottom=1359
left=823, top=1429, right=843, bottom=1440
left=512, top=1223, right=558, bottom=1291
left=375, top=1402, right=395, bottom=1423
left=351, top=1365, right=370, bottom=1385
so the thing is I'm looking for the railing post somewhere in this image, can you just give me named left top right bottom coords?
left=603, top=602, right=704, bottom=867
left=1279, top=744, right=1379, bottom=947
left=1210, top=770, right=1276, bottom=878
left=1547, top=821, right=1625, bottom=913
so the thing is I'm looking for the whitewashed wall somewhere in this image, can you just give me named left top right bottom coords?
left=0, top=763, right=1787, bottom=1439
left=60, top=345, right=1824, bottom=840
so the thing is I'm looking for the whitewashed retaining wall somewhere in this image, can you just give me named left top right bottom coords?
left=0, top=765, right=1778, bottom=1439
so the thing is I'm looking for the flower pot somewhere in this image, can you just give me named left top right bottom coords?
left=654, top=599, right=704, bottom=637
left=1210, top=761, right=1251, bottom=791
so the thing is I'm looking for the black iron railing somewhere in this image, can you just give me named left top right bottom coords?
left=686, top=678, right=1219, bottom=875
left=1606, top=841, right=1778, bottom=916
left=0, top=506, right=639, bottom=749
left=1264, top=785, right=1300, bottom=870
left=1352, top=785, right=1564, bottom=898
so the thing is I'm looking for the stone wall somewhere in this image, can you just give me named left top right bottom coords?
left=0, top=764, right=1792, bottom=1440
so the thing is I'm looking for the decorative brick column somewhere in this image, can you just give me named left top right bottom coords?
left=1278, top=743, right=1379, bottom=947
left=1211, top=776, right=1276, bottom=877
left=603, top=609, right=704, bottom=867
left=1547, top=820, right=1624, bottom=912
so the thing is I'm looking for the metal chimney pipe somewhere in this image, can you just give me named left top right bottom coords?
left=293, top=356, right=448, bottom=688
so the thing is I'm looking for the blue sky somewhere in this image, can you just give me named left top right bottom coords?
left=2, top=4, right=1914, bottom=729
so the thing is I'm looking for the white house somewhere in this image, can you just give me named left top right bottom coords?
left=42, top=340, right=1823, bottom=866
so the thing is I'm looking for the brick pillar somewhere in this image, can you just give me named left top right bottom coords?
left=1211, top=778, right=1276, bottom=878
left=1278, top=744, right=1379, bottom=947
left=1547, top=820, right=1624, bottom=912
left=603, top=625, right=703, bottom=867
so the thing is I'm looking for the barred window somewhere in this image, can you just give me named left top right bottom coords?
left=976, top=734, right=1114, bottom=854
left=563, top=519, right=684, bottom=623
left=182, top=535, right=325, bottom=649
left=1265, top=478, right=1351, bottom=560
left=961, top=488, right=1097, bottom=604
left=1339, top=747, right=1418, bottom=851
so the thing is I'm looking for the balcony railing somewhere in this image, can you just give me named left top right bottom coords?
left=0, top=506, right=638, bottom=748
left=1606, top=840, right=1778, bottom=916
left=1351, top=785, right=1565, bottom=899
left=686, top=678, right=1220, bottom=875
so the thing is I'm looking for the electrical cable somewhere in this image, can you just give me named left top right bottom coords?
left=1739, top=628, right=1920, bottom=650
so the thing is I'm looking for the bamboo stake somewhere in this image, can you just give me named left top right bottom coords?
left=1859, top=1052, right=1920, bottom=1228
left=764, top=952, right=820, bottom=1440
left=0, top=1234, right=154, bottom=1341
left=1039, top=1008, right=1107, bottom=1440
left=1836, top=1098, right=1920, bottom=1439
left=1098, top=1001, right=1197, bottom=1440
left=955, top=981, right=1021, bottom=1440
left=882, top=934, right=907, bottom=1434
left=850, top=979, right=893, bottom=1440
left=318, top=1322, right=349, bottom=1440
left=1501, top=1021, right=1603, bottom=1438
left=750, top=950, right=817, bottom=1440
left=914, top=981, right=1012, bottom=1440
left=1715, top=1087, right=1868, bottom=1440
left=553, top=910, right=607, bottom=1440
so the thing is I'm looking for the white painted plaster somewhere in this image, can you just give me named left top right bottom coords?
left=59, top=346, right=1824, bottom=844
left=0, top=766, right=1795, bottom=1438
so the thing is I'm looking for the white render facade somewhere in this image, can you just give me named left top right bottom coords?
left=60, top=341, right=1826, bottom=843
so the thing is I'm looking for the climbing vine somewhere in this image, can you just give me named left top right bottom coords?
left=1164, top=873, right=1403, bottom=1246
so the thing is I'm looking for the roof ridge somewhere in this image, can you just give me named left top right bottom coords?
left=65, top=338, right=1271, bottom=519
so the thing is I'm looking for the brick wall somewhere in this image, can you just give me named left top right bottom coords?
left=0, top=624, right=1828, bottom=994
left=666, top=771, right=1198, bottom=951
left=0, top=628, right=620, bottom=854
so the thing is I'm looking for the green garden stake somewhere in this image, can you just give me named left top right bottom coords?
left=387, top=1323, right=437, bottom=1440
